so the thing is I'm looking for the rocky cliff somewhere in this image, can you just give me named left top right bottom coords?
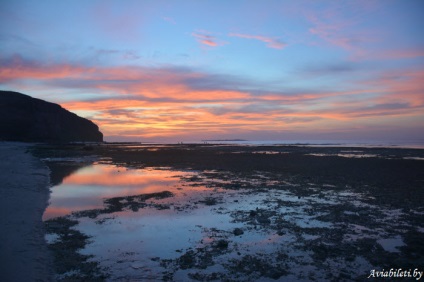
left=0, top=90, right=103, bottom=142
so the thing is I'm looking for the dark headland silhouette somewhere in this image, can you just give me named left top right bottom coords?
left=0, top=90, right=103, bottom=143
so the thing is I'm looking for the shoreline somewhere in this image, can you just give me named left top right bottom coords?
left=110, top=140, right=424, bottom=149
left=0, top=142, right=53, bottom=281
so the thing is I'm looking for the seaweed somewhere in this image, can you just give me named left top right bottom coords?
left=72, top=191, right=174, bottom=219
left=44, top=217, right=108, bottom=281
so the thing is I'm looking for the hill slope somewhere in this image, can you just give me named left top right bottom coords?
left=0, top=90, right=103, bottom=142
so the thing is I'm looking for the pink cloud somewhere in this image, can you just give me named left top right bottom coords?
left=372, top=70, right=424, bottom=107
left=2, top=54, right=423, bottom=141
left=192, top=32, right=225, bottom=47
left=303, top=3, right=378, bottom=59
left=0, top=54, right=90, bottom=83
left=307, top=13, right=357, bottom=51
left=228, top=33, right=286, bottom=49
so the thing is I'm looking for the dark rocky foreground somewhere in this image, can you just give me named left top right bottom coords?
left=0, top=90, right=103, bottom=142
left=33, top=143, right=424, bottom=281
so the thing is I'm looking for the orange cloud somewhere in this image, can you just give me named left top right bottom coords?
left=192, top=32, right=225, bottom=47
left=2, top=55, right=423, bottom=141
left=0, top=55, right=89, bottom=82
left=59, top=74, right=423, bottom=140
left=368, top=70, right=424, bottom=107
left=61, top=93, right=357, bottom=140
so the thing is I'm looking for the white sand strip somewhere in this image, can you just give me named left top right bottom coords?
left=0, top=142, right=53, bottom=281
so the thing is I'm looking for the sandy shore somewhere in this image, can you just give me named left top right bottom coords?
left=0, top=142, right=53, bottom=281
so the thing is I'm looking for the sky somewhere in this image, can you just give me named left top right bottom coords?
left=1, top=0, right=423, bottom=143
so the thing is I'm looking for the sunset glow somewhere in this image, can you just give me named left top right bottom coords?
left=1, top=1, right=423, bottom=142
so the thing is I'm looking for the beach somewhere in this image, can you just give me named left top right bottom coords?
left=1, top=142, right=423, bottom=281
left=0, top=143, right=53, bottom=282
left=32, top=143, right=424, bottom=281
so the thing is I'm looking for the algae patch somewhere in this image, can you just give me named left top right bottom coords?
left=44, top=216, right=108, bottom=281
left=72, top=190, right=174, bottom=219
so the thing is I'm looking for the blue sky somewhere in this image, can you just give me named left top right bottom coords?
left=1, top=0, right=423, bottom=142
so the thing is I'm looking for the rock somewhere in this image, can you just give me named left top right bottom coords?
left=256, top=216, right=271, bottom=225
left=249, top=210, right=257, bottom=217
left=216, top=239, right=229, bottom=249
left=0, top=90, right=103, bottom=142
left=233, top=228, right=244, bottom=236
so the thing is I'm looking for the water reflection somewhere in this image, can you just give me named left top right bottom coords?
left=44, top=163, right=243, bottom=280
left=43, top=161, right=413, bottom=281
left=44, top=164, right=202, bottom=220
left=48, top=161, right=89, bottom=186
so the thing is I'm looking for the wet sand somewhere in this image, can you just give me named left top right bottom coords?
left=0, top=143, right=53, bottom=281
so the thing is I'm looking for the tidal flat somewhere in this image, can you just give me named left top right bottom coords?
left=33, top=143, right=424, bottom=281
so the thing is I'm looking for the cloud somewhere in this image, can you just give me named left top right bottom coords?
left=0, top=54, right=88, bottom=82
left=302, top=2, right=377, bottom=59
left=371, top=70, right=424, bottom=107
left=228, top=33, right=286, bottom=49
left=308, top=16, right=353, bottom=50
left=2, top=53, right=423, bottom=141
left=0, top=54, right=253, bottom=101
left=192, top=31, right=225, bottom=47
